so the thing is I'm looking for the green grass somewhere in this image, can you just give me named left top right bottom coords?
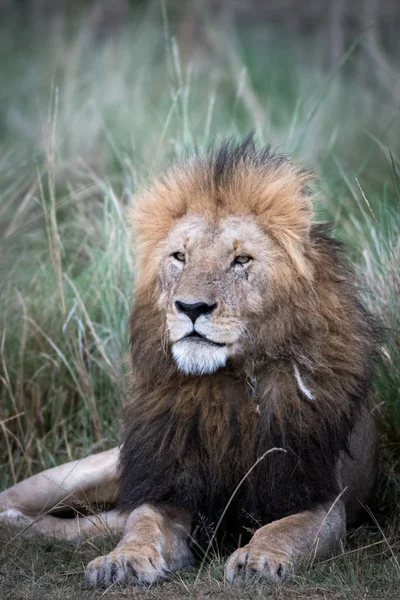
left=0, top=5, right=399, bottom=599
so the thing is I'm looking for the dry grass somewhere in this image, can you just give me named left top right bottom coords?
left=1, top=521, right=400, bottom=600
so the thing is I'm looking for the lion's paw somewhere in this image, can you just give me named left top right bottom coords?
left=85, top=544, right=170, bottom=587
left=225, top=545, right=292, bottom=584
left=0, top=509, right=36, bottom=533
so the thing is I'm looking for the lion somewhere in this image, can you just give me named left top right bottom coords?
left=0, top=136, right=381, bottom=587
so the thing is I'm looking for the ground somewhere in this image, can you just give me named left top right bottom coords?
left=1, top=504, right=400, bottom=600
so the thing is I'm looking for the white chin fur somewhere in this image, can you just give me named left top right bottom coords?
left=172, top=340, right=228, bottom=375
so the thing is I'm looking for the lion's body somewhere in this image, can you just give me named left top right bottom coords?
left=119, top=138, right=380, bottom=538
left=0, top=137, right=381, bottom=586
left=0, top=412, right=376, bottom=547
left=118, top=351, right=376, bottom=543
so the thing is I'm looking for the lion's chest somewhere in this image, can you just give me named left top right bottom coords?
left=119, top=374, right=341, bottom=537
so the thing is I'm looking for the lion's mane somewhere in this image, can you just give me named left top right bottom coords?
left=118, top=137, right=382, bottom=540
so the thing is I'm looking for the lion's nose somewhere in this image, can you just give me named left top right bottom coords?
left=175, top=300, right=217, bottom=323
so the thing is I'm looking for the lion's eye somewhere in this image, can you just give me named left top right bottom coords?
left=234, top=255, right=252, bottom=266
left=172, top=251, right=186, bottom=262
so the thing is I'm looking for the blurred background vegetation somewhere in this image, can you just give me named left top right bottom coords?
left=0, top=0, right=398, bottom=509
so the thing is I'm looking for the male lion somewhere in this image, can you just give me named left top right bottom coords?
left=0, top=137, right=381, bottom=586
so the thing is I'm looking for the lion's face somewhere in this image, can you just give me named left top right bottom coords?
left=157, top=214, right=280, bottom=375
left=132, top=141, right=315, bottom=376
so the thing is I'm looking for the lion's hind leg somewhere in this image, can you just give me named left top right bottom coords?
left=85, top=504, right=194, bottom=587
left=0, top=507, right=127, bottom=543
left=0, top=448, right=119, bottom=515
left=0, top=448, right=120, bottom=542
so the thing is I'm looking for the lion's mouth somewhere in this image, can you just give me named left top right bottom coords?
left=183, top=331, right=226, bottom=347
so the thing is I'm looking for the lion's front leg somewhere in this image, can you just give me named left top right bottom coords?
left=225, top=501, right=346, bottom=584
left=85, top=504, right=193, bottom=587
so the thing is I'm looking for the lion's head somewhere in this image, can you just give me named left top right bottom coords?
left=130, top=136, right=315, bottom=375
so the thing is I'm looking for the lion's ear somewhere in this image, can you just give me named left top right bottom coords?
left=275, top=228, right=313, bottom=278
left=128, top=174, right=189, bottom=288
left=254, top=167, right=314, bottom=277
